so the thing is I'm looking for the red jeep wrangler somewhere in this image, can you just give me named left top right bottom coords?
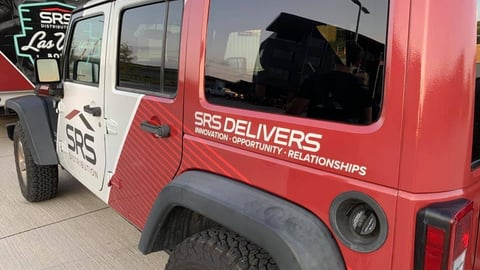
left=5, top=0, right=480, bottom=269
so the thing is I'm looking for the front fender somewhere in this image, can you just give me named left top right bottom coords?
left=139, top=171, right=345, bottom=270
left=6, top=95, right=58, bottom=165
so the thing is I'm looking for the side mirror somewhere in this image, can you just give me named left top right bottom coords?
left=34, top=58, right=63, bottom=97
left=35, top=58, right=61, bottom=83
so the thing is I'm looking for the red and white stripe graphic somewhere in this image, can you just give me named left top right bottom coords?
left=0, top=51, right=34, bottom=92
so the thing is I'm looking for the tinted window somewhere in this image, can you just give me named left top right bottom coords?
left=164, top=0, right=182, bottom=93
left=205, top=0, right=388, bottom=125
left=473, top=4, right=480, bottom=165
left=118, top=0, right=182, bottom=96
left=67, top=16, right=104, bottom=84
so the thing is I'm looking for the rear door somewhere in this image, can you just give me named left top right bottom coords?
left=103, top=0, right=185, bottom=228
left=56, top=5, right=111, bottom=192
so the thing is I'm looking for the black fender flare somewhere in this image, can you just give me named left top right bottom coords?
left=139, top=171, right=345, bottom=270
left=6, top=95, right=58, bottom=165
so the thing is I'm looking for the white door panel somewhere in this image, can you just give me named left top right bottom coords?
left=56, top=8, right=111, bottom=193
left=57, top=83, right=105, bottom=190
left=104, top=90, right=144, bottom=178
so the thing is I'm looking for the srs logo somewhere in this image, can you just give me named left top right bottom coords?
left=14, top=2, right=75, bottom=63
left=64, top=110, right=96, bottom=165
left=39, top=10, right=71, bottom=25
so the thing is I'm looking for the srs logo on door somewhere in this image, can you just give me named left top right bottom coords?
left=65, top=109, right=97, bottom=166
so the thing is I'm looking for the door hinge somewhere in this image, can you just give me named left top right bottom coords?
left=105, top=118, right=119, bottom=135
left=108, top=174, right=121, bottom=189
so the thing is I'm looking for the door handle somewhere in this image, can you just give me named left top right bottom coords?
left=140, top=121, right=170, bottom=138
left=83, top=105, right=101, bottom=117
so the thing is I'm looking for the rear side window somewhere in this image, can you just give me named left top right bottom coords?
left=205, top=0, right=388, bottom=125
left=117, top=0, right=182, bottom=96
left=473, top=4, right=480, bottom=165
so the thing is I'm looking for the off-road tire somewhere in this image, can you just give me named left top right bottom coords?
left=13, top=122, right=58, bottom=202
left=166, top=227, right=278, bottom=270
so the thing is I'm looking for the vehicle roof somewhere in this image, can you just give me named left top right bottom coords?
left=73, top=0, right=114, bottom=13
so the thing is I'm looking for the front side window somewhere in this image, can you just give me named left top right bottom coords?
left=67, top=15, right=104, bottom=84
left=205, top=0, right=388, bottom=125
left=118, top=0, right=182, bottom=96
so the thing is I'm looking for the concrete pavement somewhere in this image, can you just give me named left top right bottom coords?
left=0, top=116, right=168, bottom=270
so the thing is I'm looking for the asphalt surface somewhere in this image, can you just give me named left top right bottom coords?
left=0, top=115, right=168, bottom=270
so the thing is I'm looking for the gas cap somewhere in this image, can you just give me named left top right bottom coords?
left=349, top=204, right=377, bottom=236
left=329, top=191, right=388, bottom=253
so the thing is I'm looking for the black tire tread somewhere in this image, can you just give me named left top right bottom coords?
left=14, top=122, right=58, bottom=202
left=166, top=227, right=278, bottom=270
